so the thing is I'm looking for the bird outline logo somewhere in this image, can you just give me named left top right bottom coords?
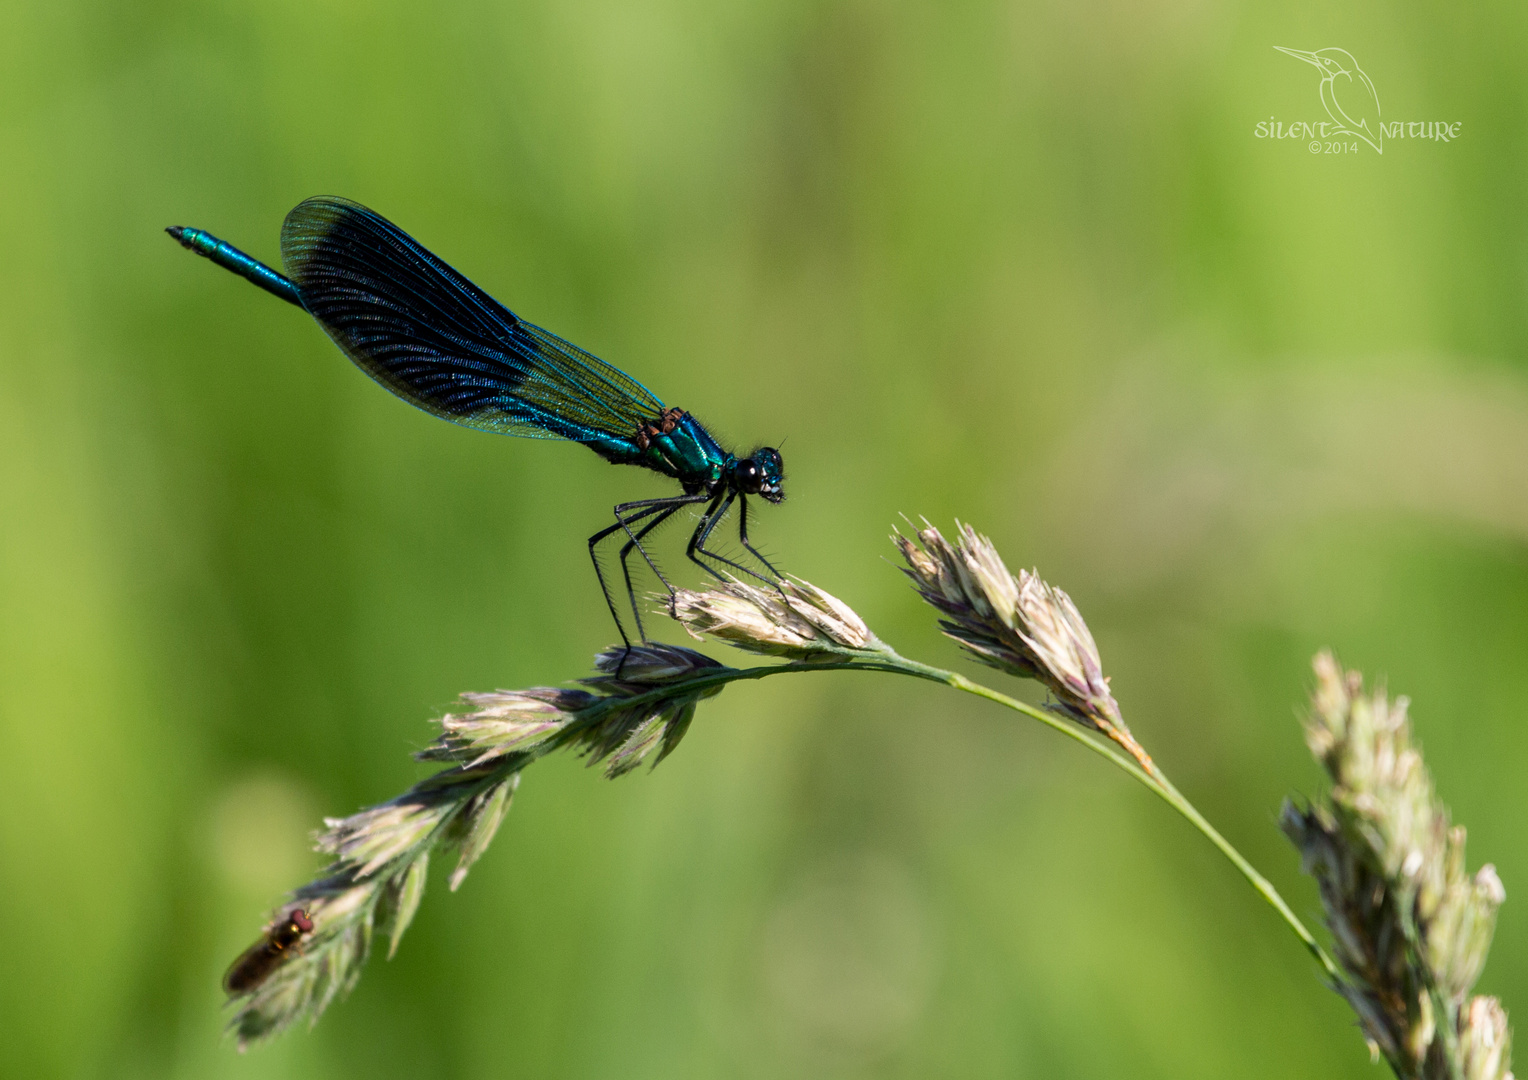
left=1275, top=46, right=1383, bottom=153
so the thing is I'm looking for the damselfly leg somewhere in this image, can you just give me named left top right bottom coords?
left=686, top=492, right=784, bottom=593
left=735, top=495, right=783, bottom=584
left=616, top=502, right=689, bottom=635
left=588, top=493, right=710, bottom=650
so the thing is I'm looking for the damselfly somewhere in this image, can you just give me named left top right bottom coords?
left=168, top=198, right=784, bottom=645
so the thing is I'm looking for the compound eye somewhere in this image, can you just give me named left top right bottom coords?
left=736, top=460, right=761, bottom=492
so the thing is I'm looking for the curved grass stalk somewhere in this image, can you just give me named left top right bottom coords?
left=557, top=642, right=1343, bottom=982
left=228, top=522, right=1512, bottom=1080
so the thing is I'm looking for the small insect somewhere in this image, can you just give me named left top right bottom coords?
left=167, top=199, right=785, bottom=647
left=223, top=908, right=315, bottom=995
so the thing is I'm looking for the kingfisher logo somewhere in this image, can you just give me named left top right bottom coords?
left=1257, top=47, right=1462, bottom=154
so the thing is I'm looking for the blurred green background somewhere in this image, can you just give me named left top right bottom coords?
left=3, top=0, right=1527, bottom=1076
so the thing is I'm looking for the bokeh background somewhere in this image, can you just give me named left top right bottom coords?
left=3, top=0, right=1527, bottom=1076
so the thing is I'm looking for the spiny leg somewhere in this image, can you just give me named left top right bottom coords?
left=616, top=502, right=687, bottom=641
left=682, top=491, right=731, bottom=582
left=615, top=493, right=711, bottom=605
left=735, top=494, right=784, bottom=588
left=687, top=492, right=777, bottom=586
left=588, top=501, right=673, bottom=648
left=590, top=493, right=711, bottom=654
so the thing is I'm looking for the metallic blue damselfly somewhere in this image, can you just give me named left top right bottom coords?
left=168, top=198, right=785, bottom=645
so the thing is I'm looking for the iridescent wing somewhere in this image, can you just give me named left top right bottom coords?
left=279, top=197, right=665, bottom=444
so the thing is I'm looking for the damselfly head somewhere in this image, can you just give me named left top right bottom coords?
left=734, top=448, right=785, bottom=503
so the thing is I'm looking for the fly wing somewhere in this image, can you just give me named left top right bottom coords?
left=279, top=197, right=665, bottom=443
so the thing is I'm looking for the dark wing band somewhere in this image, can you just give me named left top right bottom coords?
left=280, top=197, right=665, bottom=442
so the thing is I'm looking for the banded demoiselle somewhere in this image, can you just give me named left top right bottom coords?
left=167, top=198, right=785, bottom=646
